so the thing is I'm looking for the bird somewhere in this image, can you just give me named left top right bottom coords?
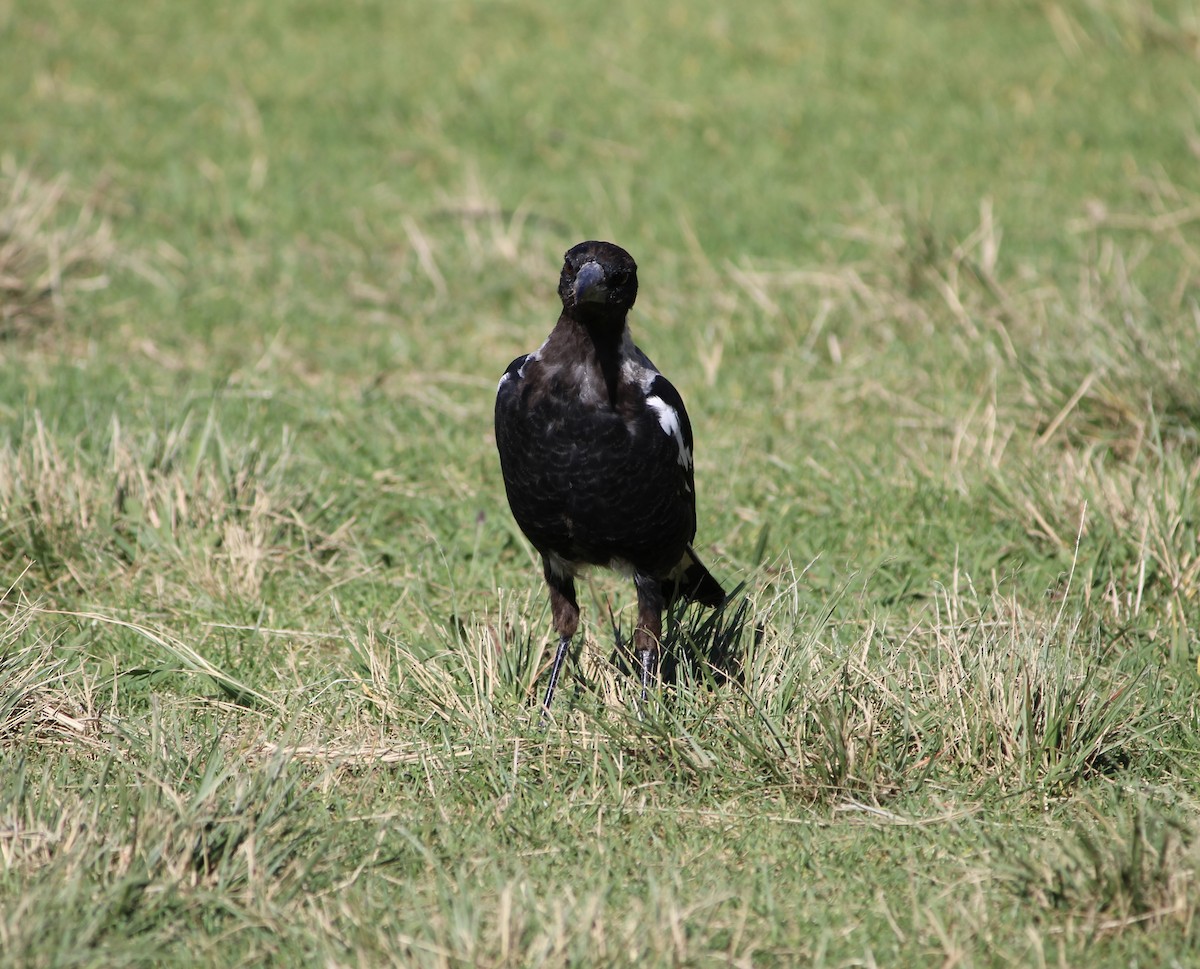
left=494, top=240, right=725, bottom=716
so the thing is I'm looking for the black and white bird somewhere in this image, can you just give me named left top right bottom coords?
left=495, top=240, right=725, bottom=715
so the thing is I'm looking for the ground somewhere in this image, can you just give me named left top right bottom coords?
left=1, top=0, right=1199, bottom=965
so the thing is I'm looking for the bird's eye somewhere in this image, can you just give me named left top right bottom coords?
left=611, top=271, right=628, bottom=286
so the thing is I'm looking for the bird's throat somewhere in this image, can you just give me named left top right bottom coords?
left=584, top=322, right=626, bottom=408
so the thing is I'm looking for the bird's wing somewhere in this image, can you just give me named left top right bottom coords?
left=642, top=372, right=696, bottom=484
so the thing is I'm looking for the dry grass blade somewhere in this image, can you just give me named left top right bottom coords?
left=258, top=740, right=475, bottom=768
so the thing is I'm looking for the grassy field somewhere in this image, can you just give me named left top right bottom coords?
left=3, top=0, right=1200, bottom=965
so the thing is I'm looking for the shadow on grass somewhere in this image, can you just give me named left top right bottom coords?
left=607, top=582, right=758, bottom=693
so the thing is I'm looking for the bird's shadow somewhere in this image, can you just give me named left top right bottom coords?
left=607, top=582, right=755, bottom=691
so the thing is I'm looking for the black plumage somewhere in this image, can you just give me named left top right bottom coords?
left=495, top=240, right=724, bottom=714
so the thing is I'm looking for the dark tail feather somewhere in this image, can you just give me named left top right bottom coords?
left=664, top=547, right=726, bottom=607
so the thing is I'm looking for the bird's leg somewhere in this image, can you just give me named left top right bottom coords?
left=542, top=634, right=572, bottom=715
left=633, top=574, right=665, bottom=705
left=541, top=562, right=579, bottom=720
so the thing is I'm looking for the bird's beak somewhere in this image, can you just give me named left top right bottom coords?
left=572, top=261, right=607, bottom=304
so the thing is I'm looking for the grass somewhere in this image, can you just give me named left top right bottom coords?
left=2, top=0, right=1200, bottom=964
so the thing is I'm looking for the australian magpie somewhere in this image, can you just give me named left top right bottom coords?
left=495, top=240, right=725, bottom=715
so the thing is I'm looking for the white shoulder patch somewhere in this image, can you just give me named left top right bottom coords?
left=619, top=334, right=660, bottom=392
left=498, top=350, right=539, bottom=392
left=645, top=395, right=693, bottom=470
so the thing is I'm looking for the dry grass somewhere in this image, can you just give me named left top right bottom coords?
left=0, top=586, right=106, bottom=753
left=0, top=157, right=114, bottom=340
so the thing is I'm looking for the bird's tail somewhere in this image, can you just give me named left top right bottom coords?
left=665, top=547, right=726, bottom=607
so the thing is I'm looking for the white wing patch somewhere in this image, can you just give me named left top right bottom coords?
left=646, top=395, right=693, bottom=471
left=498, top=351, right=539, bottom=392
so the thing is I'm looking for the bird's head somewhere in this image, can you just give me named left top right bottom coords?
left=557, top=241, right=638, bottom=324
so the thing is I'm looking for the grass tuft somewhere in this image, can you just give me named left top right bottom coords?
left=1, top=586, right=104, bottom=752
left=0, top=157, right=114, bottom=340
left=997, top=790, right=1199, bottom=932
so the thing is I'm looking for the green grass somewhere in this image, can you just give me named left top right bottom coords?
left=3, top=0, right=1200, bottom=964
